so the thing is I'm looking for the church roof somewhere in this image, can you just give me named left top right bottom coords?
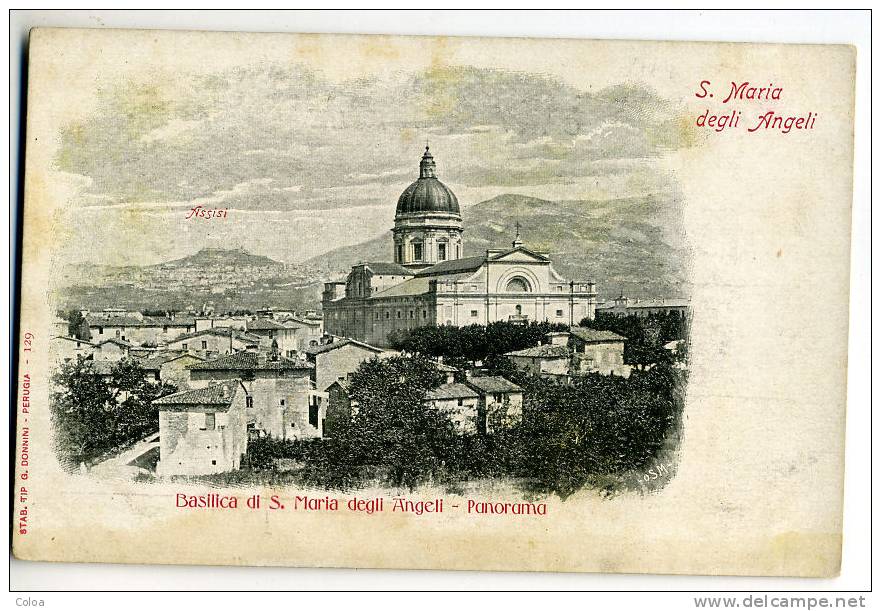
left=396, top=146, right=460, bottom=216
left=359, top=261, right=413, bottom=276
left=414, top=255, right=486, bottom=277
left=370, top=276, right=433, bottom=298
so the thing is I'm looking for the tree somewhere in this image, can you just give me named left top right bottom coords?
left=512, top=364, right=684, bottom=498
left=390, top=320, right=568, bottom=363
left=50, top=358, right=177, bottom=468
left=63, top=309, right=89, bottom=340
left=308, top=356, right=459, bottom=490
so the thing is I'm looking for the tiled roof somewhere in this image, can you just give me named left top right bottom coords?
left=505, top=344, right=570, bottom=358
left=189, top=351, right=313, bottom=371
left=415, top=255, right=486, bottom=277
left=305, top=338, right=383, bottom=356
left=569, top=327, right=627, bottom=342
left=360, top=262, right=414, bottom=276
left=325, top=378, right=351, bottom=392
left=627, top=298, right=691, bottom=309
left=153, top=380, right=242, bottom=410
left=465, top=376, right=523, bottom=394
left=280, top=317, right=321, bottom=328
left=137, top=352, right=204, bottom=371
left=597, top=298, right=690, bottom=310
left=247, top=318, right=288, bottom=331
left=95, top=338, right=132, bottom=348
left=168, top=328, right=261, bottom=344
left=86, top=314, right=144, bottom=327
left=424, top=382, right=479, bottom=401
left=86, top=314, right=195, bottom=328
left=51, top=335, right=94, bottom=346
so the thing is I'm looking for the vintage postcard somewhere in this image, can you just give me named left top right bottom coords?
left=13, top=28, right=854, bottom=576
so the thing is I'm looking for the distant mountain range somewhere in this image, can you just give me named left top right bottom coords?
left=151, top=247, right=284, bottom=270
left=55, top=194, right=691, bottom=312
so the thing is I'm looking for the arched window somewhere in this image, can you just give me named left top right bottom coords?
left=506, top=276, right=531, bottom=292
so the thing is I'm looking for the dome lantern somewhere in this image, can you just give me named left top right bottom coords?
left=419, top=145, right=437, bottom=178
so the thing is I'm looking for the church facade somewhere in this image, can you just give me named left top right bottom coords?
left=322, top=147, right=597, bottom=348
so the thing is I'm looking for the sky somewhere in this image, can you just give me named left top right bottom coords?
left=53, top=61, right=689, bottom=266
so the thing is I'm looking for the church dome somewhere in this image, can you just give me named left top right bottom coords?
left=396, top=146, right=460, bottom=215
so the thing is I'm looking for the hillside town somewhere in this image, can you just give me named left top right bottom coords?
left=49, top=148, right=690, bottom=487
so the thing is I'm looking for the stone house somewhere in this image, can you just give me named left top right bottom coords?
left=567, top=327, right=630, bottom=377
left=85, top=313, right=196, bottom=346
left=137, top=352, right=205, bottom=389
left=279, top=316, right=323, bottom=353
left=245, top=317, right=298, bottom=354
left=305, top=337, right=386, bottom=394
left=154, top=380, right=249, bottom=476
left=464, top=376, right=524, bottom=435
left=92, top=338, right=132, bottom=361
left=423, top=382, right=480, bottom=434
left=187, top=350, right=324, bottom=440
left=50, top=335, right=94, bottom=364
left=504, top=344, right=570, bottom=377
left=165, top=328, right=261, bottom=357
left=595, top=294, right=691, bottom=317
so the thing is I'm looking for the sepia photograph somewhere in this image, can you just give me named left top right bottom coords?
left=9, top=11, right=867, bottom=592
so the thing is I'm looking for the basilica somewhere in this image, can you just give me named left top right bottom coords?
left=322, top=147, right=597, bottom=348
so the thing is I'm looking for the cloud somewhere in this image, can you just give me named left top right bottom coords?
left=51, top=63, right=689, bottom=263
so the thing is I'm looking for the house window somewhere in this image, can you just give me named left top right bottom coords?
left=309, top=403, right=319, bottom=427
left=396, top=244, right=403, bottom=262
left=182, top=343, right=188, bottom=351
left=211, top=460, right=217, bottom=466
left=422, top=310, right=427, bottom=319
left=438, top=243, right=447, bottom=261
left=385, top=311, right=390, bottom=320
left=413, top=243, right=423, bottom=261
left=457, top=398, right=464, bottom=406
left=204, top=413, right=215, bottom=430
left=409, top=310, right=414, bottom=319
left=396, top=311, right=401, bottom=319
left=201, top=340, right=208, bottom=350
left=280, top=398, right=286, bottom=406
left=246, top=396, right=254, bottom=409
left=556, top=309, right=564, bottom=317
left=470, top=310, right=478, bottom=317
left=163, top=325, right=168, bottom=333
left=494, top=393, right=502, bottom=402
left=269, top=330, right=274, bottom=338
left=98, top=326, right=104, bottom=335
